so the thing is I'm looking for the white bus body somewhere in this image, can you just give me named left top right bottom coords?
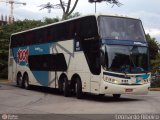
left=8, top=14, right=151, bottom=99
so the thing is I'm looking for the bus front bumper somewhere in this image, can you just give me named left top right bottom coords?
left=100, top=82, right=150, bottom=95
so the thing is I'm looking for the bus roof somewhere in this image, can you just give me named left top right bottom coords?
left=11, top=13, right=140, bottom=36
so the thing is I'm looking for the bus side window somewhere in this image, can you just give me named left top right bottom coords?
left=29, top=54, right=67, bottom=71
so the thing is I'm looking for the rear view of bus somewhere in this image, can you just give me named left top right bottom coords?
left=98, top=15, right=150, bottom=98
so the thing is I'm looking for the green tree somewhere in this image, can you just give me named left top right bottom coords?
left=60, top=0, right=79, bottom=20
left=151, top=54, right=160, bottom=72
left=0, top=18, right=59, bottom=79
left=145, top=34, right=160, bottom=72
left=43, top=17, right=60, bottom=24
left=67, top=12, right=81, bottom=19
left=146, top=34, right=159, bottom=60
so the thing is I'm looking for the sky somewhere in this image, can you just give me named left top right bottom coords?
left=0, top=0, right=160, bottom=42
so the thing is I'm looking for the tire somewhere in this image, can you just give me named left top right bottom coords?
left=23, top=74, right=30, bottom=90
left=16, top=73, right=22, bottom=87
left=113, top=94, right=121, bottom=99
left=61, top=76, right=70, bottom=97
left=75, top=77, right=83, bottom=99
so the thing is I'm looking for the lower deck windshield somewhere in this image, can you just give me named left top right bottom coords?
left=103, top=45, right=149, bottom=73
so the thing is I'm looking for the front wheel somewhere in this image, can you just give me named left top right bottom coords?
left=113, top=94, right=121, bottom=99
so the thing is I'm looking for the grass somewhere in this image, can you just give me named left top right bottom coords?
left=0, top=79, right=10, bottom=83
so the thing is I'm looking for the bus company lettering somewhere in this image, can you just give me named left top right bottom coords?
left=17, top=48, right=29, bottom=64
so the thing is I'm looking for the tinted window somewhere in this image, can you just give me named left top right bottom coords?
left=10, top=16, right=99, bottom=48
left=105, top=45, right=149, bottom=73
left=29, top=54, right=67, bottom=71
left=99, top=16, right=146, bottom=41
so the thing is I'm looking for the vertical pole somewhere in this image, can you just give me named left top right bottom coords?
left=11, top=2, right=13, bottom=23
left=95, top=2, right=96, bottom=13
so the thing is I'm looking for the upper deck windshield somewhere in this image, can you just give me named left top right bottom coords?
left=98, top=16, right=146, bottom=41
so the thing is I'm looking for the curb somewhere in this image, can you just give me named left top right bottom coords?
left=149, top=88, right=160, bottom=91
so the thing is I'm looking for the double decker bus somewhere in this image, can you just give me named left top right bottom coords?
left=8, top=14, right=151, bottom=99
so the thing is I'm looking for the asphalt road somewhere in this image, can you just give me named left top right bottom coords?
left=0, top=83, right=160, bottom=120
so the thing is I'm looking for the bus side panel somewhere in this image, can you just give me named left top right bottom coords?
left=49, top=40, right=74, bottom=88
left=51, top=40, right=91, bottom=93
left=69, top=52, right=91, bottom=93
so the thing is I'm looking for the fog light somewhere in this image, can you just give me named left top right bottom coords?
left=112, top=79, right=115, bottom=82
left=105, top=77, right=108, bottom=81
left=103, top=77, right=108, bottom=82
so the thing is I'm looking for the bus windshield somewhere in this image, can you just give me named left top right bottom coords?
left=104, top=45, right=149, bottom=73
left=99, top=16, right=146, bottom=41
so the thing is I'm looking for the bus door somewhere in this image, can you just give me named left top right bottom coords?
left=90, top=74, right=101, bottom=94
left=88, top=51, right=101, bottom=94
left=49, top=71, right=57, bottom=88
left=48, top=54, right=68, bottom=88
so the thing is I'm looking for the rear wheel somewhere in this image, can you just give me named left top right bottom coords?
left=23, top=74, right=30, bottom=90
left=75, top=77, right=83, bottom=99
left=59, top=76, right=70, bottom=97
left=113, top=94, right=121, bottom=99
left=16, top=73, right=22, bottom=87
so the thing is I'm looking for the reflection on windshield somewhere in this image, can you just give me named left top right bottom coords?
left=99, top=16, right=146, bottom=41
left=105, top=45, right=148, bottom=73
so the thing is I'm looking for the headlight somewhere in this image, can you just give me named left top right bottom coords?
left=103, top=77, right=119, bottom=84
left=113, top=80, right=119, bottom=84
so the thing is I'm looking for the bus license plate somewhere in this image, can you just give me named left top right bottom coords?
left=125, top=89, right=133, bottom=92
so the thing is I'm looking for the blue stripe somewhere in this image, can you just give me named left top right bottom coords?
left=32, top=71, right=49, bottom=86
left=29, top=43, right=52, bottom=55
left=103, top=72, right=130, bottom=79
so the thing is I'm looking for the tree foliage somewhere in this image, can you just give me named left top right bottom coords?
left=151, top=54, right=160, bottom=72
left=0, top=18, right=58, bottom=78
left=145, top=34, right=160, bottom=72
left=146, top=34, right=159, bottom=60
